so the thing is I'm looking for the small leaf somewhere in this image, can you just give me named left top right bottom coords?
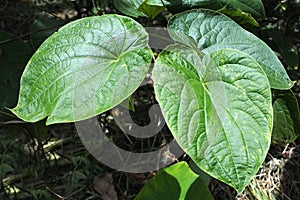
left=135, top=162, right=213, bottom=200
left=153, top=46, right=272, bottom=192
left=168, top=9, right=293, bottom=89
left=218, top=7, right=259, bottom=29
left=12, top=15, right=152, bottom=125
left=272, top=89, right=300, bottom=144
left=162, top=0, right=266, bottom=20
left=113, top=0, right=146, bottom=18
left=138, top=0, right=165, bottom=19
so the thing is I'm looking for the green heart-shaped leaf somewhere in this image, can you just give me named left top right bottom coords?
left=153, top=45, right=272, bottom=192
left=168, top=9, right=293, bottom=89
left=12, top=15, right=152, bottom=125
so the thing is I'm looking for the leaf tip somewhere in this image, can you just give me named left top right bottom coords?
left=8, top=106, right=20, bottom=117
left=289, top=80, right=296, bottom=88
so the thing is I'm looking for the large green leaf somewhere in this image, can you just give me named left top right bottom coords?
left=168, top=9, right=293, bottom=89
left=11, top=15, right=152, bottom=125
left=135, top=162, right=213, bottom=200
left=272, top=90, right=300, bottom=144
left=153, top=45, right=273, bottom=192
left=162, top=0, right=266, bottom=19
left=113, top=0, right=146, bottom=18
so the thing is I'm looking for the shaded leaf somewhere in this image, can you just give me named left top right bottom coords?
left=185, top=177, right=213, bottom=200
left=218, top=7, right=259, bottom=30
left=113, top=0, right=146, bottom=18
left=272, top=89, right=300, bottom=144
left=138, top=0, right=165, bottom=19
left=189, top=160, right=212, bottom=186
left=162, top=0, right=266, bottom=19
left=135, top=162, right=213, bottom=200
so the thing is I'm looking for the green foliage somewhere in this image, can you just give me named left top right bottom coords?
left=11, top=15, right=152, bottom=125
left=138, top=0, right=165, bottom=19
left=272, top=90, right=300, bottom=144
left=217, top=7, right=259, bottom=30
left=162, top=0, right=266, bottom=19
left=113, top=0, right=165, bottom=19
left=113, top=0, right=146, bottom=18
left=153, top=45, right=272, bottom=192
left=167, top=9, right=293, bottom=90
left=135, top=162, right=214, bottom=200
left=5, top=0, right=299, bottom=198
left=188, top=160, right=212, bottom=186
left=114, top=0, right=266, bottom=20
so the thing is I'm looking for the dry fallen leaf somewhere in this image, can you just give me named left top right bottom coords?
left=93, top=173, right=118, bottom=200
